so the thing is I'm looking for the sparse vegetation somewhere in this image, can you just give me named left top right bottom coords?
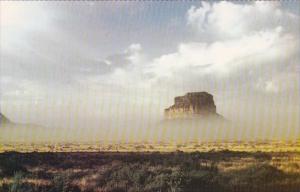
left=0, top=152, right=27, bottom=177
left=0, top=151, right=299, bottom=192
left=7, top=172, right=35, bottom=192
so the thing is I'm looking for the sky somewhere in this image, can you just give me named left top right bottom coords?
left=0, top=1, right=299, bottom=142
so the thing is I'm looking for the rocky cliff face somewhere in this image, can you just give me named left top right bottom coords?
left=164, top=92, right=220, bottom=119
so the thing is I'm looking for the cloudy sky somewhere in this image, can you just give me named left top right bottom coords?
left=0, top=1, right=299, bottom=142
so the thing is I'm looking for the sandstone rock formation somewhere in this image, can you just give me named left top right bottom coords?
left=164, top=92, right=221, bottom=119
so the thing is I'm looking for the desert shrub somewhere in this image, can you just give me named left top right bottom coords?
left=103, top=163, right=152, bottom=191
left=163, top=169, right=188, bottom=192
left=2, top=151, right=300, bottom=192
left=0, top=184, right=10, bottom=192
left=144, top=169, right=188, bottom=192
left=103, top=180, right=129, bottom=192
left=49, top=172, right=80, bottom=192
left=0, top=155, right=27, bottom=176
left=284, top=162, right=300, bottom=171
left=8, top=171, right=34, bottom=192
left=101, top=163, right=190, bottom=192
left=215, top=163, right=294, bottom=192
left=228, top=163, right=285, bottom=185
left=252, top=152, right=272, bottom=161
left=32, top=170, right=53, bottom=180
left=182, top=167, right=222, bottom=192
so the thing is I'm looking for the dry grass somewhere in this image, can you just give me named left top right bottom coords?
left=1, top=141, right=300, bottom=191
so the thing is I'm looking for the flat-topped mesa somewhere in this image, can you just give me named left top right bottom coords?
left=164, top=92, right=218, bottom=119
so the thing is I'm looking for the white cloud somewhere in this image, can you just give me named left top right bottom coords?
left=187, top=1, right=298, bottom=39
left=83, top=43, right=149, bottom=89
left=0, top=2, right=53, bottom=53
left=256, top=80, right=279, bottom=93
left=103, top=59, right=112, bottom=66
left=265, top=81, right=279, bottom=93
left=148, top=28, right=298, bottom=82
left=125, top=43, right=144, bottom=65
left=143, top=1, right=300, bottom=94
left=87, top=2, right=299, bottom=99
left=2, top=1, right=298, bottom=100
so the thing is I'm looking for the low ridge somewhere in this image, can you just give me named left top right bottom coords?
left=0, top=113, right=10, bottom=125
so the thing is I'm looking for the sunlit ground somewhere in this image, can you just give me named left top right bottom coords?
left=1, top=140, right=299, bottom=153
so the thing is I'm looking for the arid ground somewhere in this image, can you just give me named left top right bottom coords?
left=1, top=141, right=300, bottom=192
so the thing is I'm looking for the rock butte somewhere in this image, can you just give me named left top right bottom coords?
left=164, top=92, right=222, bottom=119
